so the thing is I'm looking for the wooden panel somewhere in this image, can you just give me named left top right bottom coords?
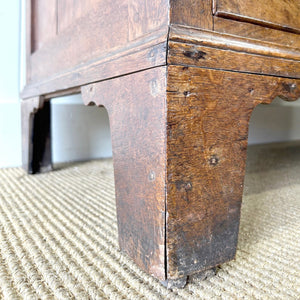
left=22, top=40, right=167, bottom=99
left=128, top=0, right=147, bottom=40
left=214, top=17, right=300, bottom=49
left=214, top=0, right=300, bottom=33
left=166, top=65, right=300, bottom=278
left=31, top=0, right=57, bottom=52
left=81, top=67, right=167, bottom=280
left=31, top=0, right=128, bottom=81
left=28, top=0, right=169, bottom=85
left=170, top=0, right=213, bottom=30
left=128, top=0, right=168, bottom=40
left=58, top=0, right=101, bottom=33
left=146, top=0, right=169, bottom=32
left=58, top=0, right=169, bottom=38
left=168, top=41, right=300, bottom=78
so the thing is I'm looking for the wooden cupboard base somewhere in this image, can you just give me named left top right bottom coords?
left=21, top=66, right=300, bottom=285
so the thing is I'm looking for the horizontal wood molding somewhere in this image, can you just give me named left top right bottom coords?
left=168, top=41, right=300, bottom=79
left=170, top=25, right=300, bottom=61
left=29, top=0, right=169, bottom=83
left=22, top=25, right=300, bottom=99
left=21, top=38, right=167, bottom=99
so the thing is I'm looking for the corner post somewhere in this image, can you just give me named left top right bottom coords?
left=165, top=65, right=300, bottom=280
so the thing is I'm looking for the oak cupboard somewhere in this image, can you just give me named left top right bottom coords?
left=21, top=0, right=300, bottom=288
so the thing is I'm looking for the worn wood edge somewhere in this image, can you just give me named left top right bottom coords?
left=21, top=38, right=167, bottom=99
left=21, top=86, right=81, bottom=102
left=30, top=23, right=168, bottom=81
left=169, top=25, right=300, bottom=61
left=168, top=41, right=300, bottom=79
left=258, top=83, right=300, bottom=104
left=213, top=0, right=300, bottom=34
left=213, top=17, right=300, bottom=49
left=214, top=11, right=300, bottom=35
left=21, top=96, right=45, bottom=112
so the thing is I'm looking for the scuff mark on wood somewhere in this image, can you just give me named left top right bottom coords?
left=282, top=82, right=297, bottom=93
left=183, top=50, right=207, bottom=60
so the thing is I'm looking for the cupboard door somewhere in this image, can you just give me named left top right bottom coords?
left=214, top=0, right=300, bottom=33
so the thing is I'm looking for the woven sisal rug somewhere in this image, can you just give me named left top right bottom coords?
left=0, top=143, right=299, bottom=299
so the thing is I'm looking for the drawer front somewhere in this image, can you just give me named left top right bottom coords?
left=214, top=0, right=300, bottom=33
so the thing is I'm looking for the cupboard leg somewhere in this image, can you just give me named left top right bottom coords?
left=165, top=65, right=300, bottom=279
left=21, top=98, right=52, bottom=174
left=81, top=67, right=168, bottom=281
left=81, top=66, right=300, bottom=283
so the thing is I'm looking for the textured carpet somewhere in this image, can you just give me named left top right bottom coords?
left=0, top=143, right=299, bottom=299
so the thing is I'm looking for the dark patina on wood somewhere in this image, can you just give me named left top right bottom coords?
left=166, top=65, right=300, bottom=279
left=21, top=97, right=52, bottom=174
left=21, top=0, right=300, bottom=288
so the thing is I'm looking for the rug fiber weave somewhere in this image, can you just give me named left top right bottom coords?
left=0, top=143, right=299, bottom=299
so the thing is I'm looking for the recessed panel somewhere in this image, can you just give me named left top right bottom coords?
left=31, top=0, right=57, bottom=52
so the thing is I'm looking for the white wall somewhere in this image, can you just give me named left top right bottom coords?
left=0, top=2, right=299, bottom=168
left=0, top=2, right=22, bottom=168
left=248, top=97, right=300, bottom=145
left=51, top=95, right=112, bottom=163
left=0, top=1, right=112, bottom=168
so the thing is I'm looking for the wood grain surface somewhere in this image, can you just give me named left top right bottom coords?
left=24, top=1, right=300, bottom=99
left=31, top=0, right=57, bottom=52
left=214, top=0, right=300, bottom=33
left=57, top=0, right=102, bottom=33
left=22, top=40, right=167, bottom=99
left=22, top=0, right=300, bottom=284
left=168, top=41, right=300, bottom=78
left=170, top=0, right=213, bottom=30
left=169, top=25, right=300, bottom=61
left=28, top=0, right=169, bottom=84
left=166, top=66, right=300, bottom=279
left=214, top=17, right=300, bottom=49
left=81, top=67, right=168, bottom=280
